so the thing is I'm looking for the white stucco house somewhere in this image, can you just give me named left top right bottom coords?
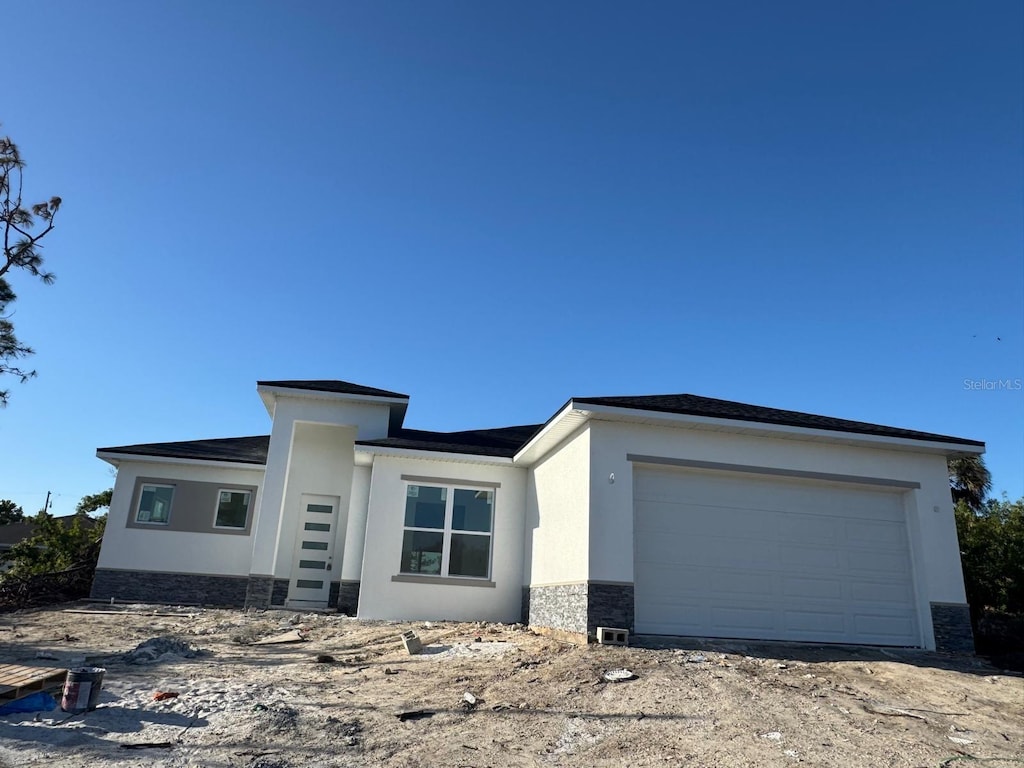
left=93, top=379, right=983, bottom=652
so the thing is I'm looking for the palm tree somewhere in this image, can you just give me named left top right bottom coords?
left=949, top=455, right=992, bottom=511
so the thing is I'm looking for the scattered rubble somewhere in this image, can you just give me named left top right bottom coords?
left=400, top=630, right=422, bottom=655
left=0, top=606, right=1020, bottom=768
left=252, top=629, right=305, bottom=645
left=123, top=636, right=203, bottom=664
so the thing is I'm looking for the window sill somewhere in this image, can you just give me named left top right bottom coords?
left=391, top=574, right=495, bottom=588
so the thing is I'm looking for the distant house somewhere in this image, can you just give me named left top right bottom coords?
left=0, top=514, right=100, bottom=571
left=93, top=379, right=982, bottom=652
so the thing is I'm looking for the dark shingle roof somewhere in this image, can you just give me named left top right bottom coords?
left=257, top=380, right=408, bottom=399
left=357, top=424, right=542, bottom=458
left=573, top=394, right=984, bottom=446
left=96, top=391, right=981, bottom=467
left=98, top=435, right=271, bottom=465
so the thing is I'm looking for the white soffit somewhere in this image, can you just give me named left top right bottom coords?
left=513, top=403, right=589, bottom=465
left=354, top=445, right=515, bottom=467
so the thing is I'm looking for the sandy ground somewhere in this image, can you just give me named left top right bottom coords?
left=0, top=604, right=1022, bottom=768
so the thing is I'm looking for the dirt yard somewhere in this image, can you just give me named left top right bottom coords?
left=0, top=604, right=1022, bottom=768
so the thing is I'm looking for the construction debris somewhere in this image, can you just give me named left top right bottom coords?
left=395, top=709, right=433, bottom=722
left=124, top=637, right=203, bottom=664
left=253, top=630, right=305, bottom=645
left=400, top=630, right=422, bottom=655
left=0, top=544, right=100, bottom=613
left=0, top=664, right=67, bottom=705
left=602, top=669, right=637, bottom=683
left=1, top=608, right=1021, bottom=767
left=119, top=742, right=173, bottom=750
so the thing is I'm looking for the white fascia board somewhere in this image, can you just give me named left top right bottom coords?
left=256, top=385, right=409, bottom=421
left=256, top=385, right=408, bottom=408
left=95, top=451, right=268, bottom=472
left=354, top=445, right=514, bottom=466
left=577, top=402, right=986, bottom=456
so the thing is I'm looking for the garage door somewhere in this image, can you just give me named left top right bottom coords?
left=633, top=465, right=920, bottom=646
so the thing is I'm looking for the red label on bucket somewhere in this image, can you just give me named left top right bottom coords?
left=61, top=667, right=105, bottom=713
left=61, top=681, right=91, bottom=713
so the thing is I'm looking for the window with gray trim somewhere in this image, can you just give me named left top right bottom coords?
left=400, top=484, right=494, bottom=579
left=214, top=489, right=251, bottom=529
left=136, top=484, right=174, bottom=524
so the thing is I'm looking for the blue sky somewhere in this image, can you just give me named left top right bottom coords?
left=2, top=1, right=1021, bottom=516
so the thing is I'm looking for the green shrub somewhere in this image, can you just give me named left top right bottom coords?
left=955, top=495, right=1024, bottom=666
left=956, top=496, right=1024, bottom=616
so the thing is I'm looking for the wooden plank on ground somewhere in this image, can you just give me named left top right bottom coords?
left=252, top=629, right=305, bottom=645
left=0, top=664, right=67, bottom=703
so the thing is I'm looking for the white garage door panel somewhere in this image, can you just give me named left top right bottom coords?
left=848, top=579, right=915, bottom=604
left=782, top=576, right=844, bottom=600
left=634, top=467, right=920, bottom=646
left=641, top=500, right=778, bottom=539
left=785, top=610, right=847, bottom=634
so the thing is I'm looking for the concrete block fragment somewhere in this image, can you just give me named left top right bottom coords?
left=596, top=627, right=629, bottom=646
left=400, top=630, right=422, bottom=655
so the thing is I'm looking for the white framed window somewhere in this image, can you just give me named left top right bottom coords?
left=400, top=483, right=494, bottom=579
left=214, top=489, right=251, bottom=529
left=136, top=484, right=174, bottom=525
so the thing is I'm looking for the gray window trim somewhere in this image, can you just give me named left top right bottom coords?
left=391, top=574, right=495, bottom=588
left=401, top=474, right=500, bottom=489
left=626, top=454, right=921, bottom=489
left=128, top=477, right=257, bottom=535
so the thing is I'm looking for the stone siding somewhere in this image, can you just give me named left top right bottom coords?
left=93, top=568, right=248, bottom=607
left=527, top=583, right=588, bottom=635
left=338, top=581, right=360, bottom=615
left=244, top=576, right=275, bottom=609
left=931, top=602, right=975, bottom=654
left=328, top=582, right=340, bottom=608
left=586, top=583, right=634, bottom=635
left=271, top=579, right=289, bottom=606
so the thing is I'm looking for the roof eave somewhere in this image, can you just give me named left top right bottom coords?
left=96, top=451, right=268, bottom=471
left=256, top=384, right=410, bottom=423
left=513, top=401, right=581, bottom=465
left=514, top=401, right=985, bottom=465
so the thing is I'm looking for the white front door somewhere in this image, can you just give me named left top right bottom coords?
left=286, top=494, right=341, bottom=608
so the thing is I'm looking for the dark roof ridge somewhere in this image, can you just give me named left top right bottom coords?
left=572, top=393, right=984, bottom=447
left=257, top=380, right=409, bottom=399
